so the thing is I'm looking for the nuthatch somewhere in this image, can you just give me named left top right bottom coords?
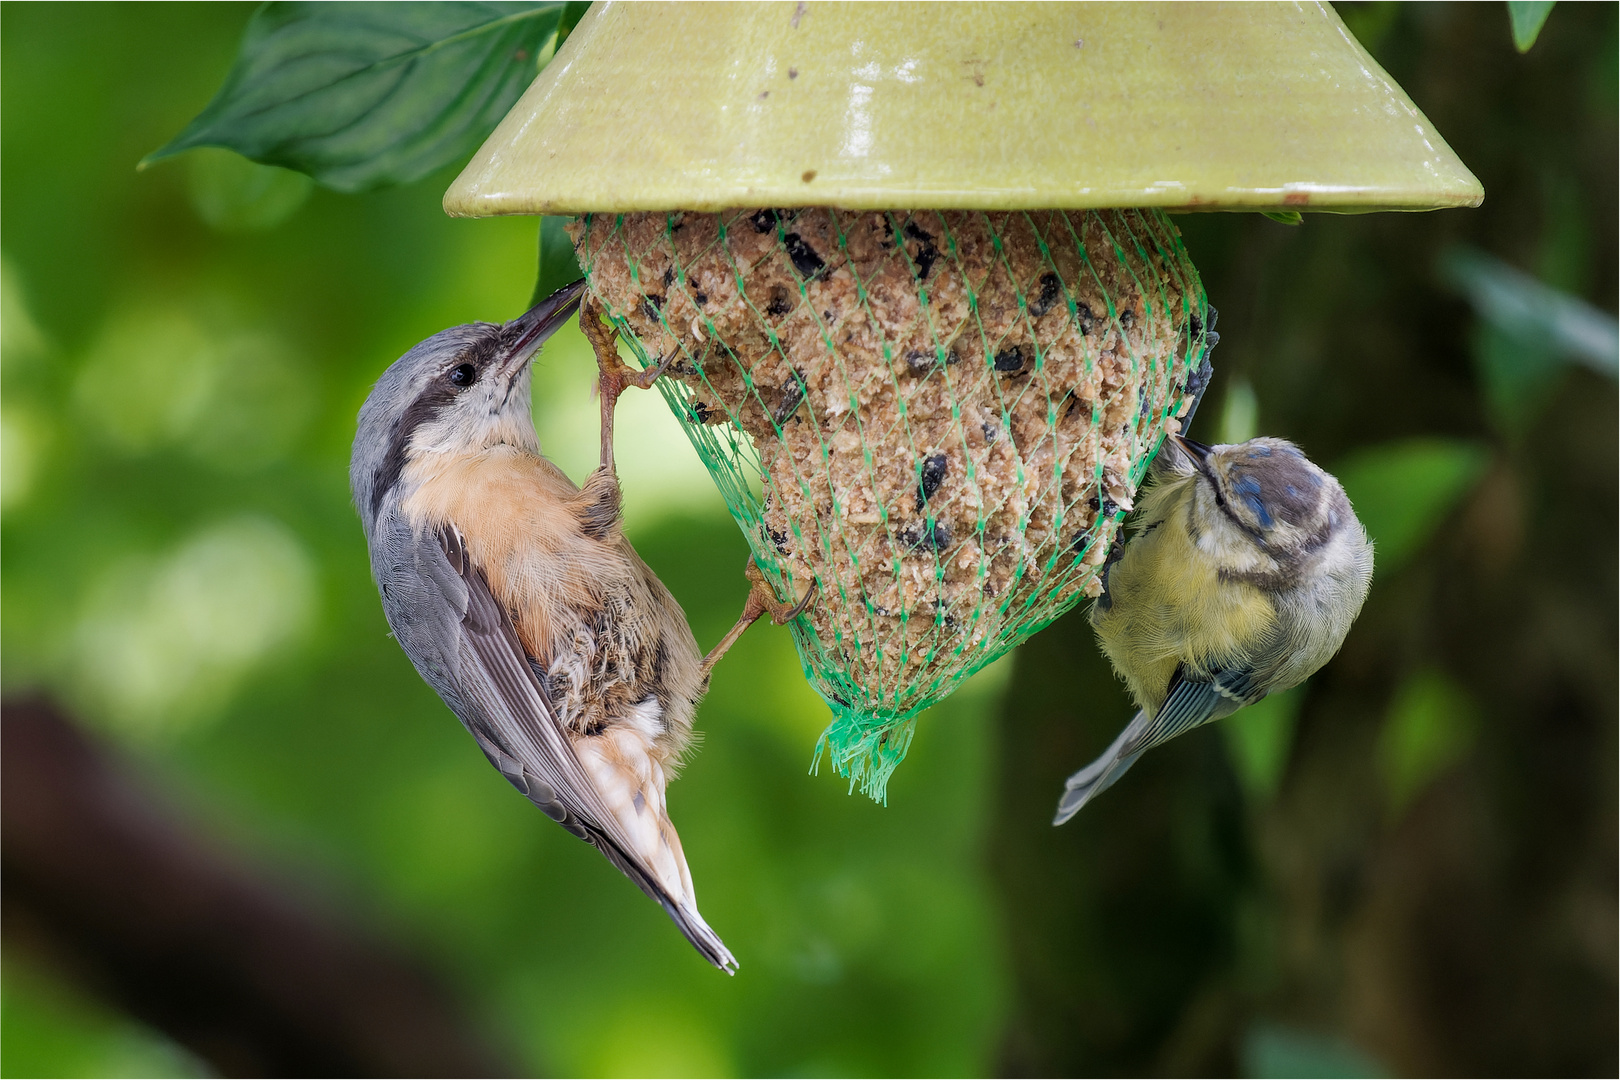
left=349, top=282, right=801, bottom=972
left=1054, top=435, right=1373, bottom=824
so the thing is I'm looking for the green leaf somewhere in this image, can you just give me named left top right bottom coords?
left=531, top=215, right=583, bottom=307
left=1261, top=210, right=1304, bottom=226
left=1469, top=323, right=1566, bottom=435
left=142, top=2, right=590, bottom=193
left=1334, top=439, right=1491, bottom=576
left=1379, top=670, right=1479, bottom=815
left=1222, top=683, right=1306, bottom=802
left=1438, top=244, right=1618, bottom=377
left=1243, top=1023, right=1390, bottom=1079
left=1508, top=1, right=1556, bottom=52
left=1437, top=244, right=1616, bottom=432
left=185, top=148, right=314, bottom=233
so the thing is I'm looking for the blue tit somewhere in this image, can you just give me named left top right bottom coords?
left=1054, top=434, right=1373, bottom=824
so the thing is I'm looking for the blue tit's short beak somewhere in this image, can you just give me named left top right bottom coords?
left=1163, top=434, right=1215, bottom=477
left=1174, top=435, right=1213, bottom=461
left=502, top=278, right=586, bottom=374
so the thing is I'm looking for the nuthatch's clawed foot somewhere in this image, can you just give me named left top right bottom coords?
left=581, top=298, right=670, bottom=472
left=582, top=299, right=668, bottom=401
left=699, top=557, right=817, bottom=679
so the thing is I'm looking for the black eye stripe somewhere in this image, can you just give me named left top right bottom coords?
left=370, top=379, right=457, bottom=515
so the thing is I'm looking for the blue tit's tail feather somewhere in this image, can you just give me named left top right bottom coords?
left=1053, top=710, right=1150, bottom=825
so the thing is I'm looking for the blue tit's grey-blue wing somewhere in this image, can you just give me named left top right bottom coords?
left=1053, top=664, right=1265, bottom=824
left=1133, top=664, right=1263, bottom=751
left=427, top=524, right=735, bottom=973
left=1053, top=708, right=1151, bottom=824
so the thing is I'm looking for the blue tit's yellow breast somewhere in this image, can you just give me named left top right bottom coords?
left=1091, top=493, right=1276, bottom=715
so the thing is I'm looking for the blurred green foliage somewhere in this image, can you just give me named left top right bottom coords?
left=1334, top=438, right=1492, bottom=576
left=1221, top=686, right=1306, bottom=804
left=1378, top=670, right=1480, bottom=817
left=1, top=5, right=1007, bottom=1074
left=1, top=959, right=206, bottom=1080
left=533, top=213, right=584, bottom=305
left=1241, top=1022, right=1388, bottom=1079
left=4, top=4, right=1616, bottom=1077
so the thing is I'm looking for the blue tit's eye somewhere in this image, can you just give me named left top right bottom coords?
left=448, top=363, right=477, bottom=387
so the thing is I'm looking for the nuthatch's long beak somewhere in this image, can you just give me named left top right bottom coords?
left=499, top=278, right=587, bottom=379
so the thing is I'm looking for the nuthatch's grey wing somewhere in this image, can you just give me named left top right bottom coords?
left=370, top=513, right=469, bottom=711
left=1053, top=664, right=1264, bottom=824
left=429, top=524, right=737, bottom=974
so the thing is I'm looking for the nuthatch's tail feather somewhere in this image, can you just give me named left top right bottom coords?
left=592, top=827, right=738, bottom=973
left=1053, top=710, right=1149, bottom=825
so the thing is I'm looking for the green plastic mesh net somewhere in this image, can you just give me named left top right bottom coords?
left=571, top=207, right=1211, bottom=801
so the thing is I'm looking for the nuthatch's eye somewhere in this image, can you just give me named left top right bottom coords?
left=448, top=363, right=477, bottom=387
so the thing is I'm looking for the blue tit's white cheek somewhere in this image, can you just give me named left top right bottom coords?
left=1188, top=481, right=1279, bottom=574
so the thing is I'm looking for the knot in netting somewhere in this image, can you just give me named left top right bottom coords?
left=573, top=208, right=1212, bottom=801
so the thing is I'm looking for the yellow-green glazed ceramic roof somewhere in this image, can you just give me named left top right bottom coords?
left=444, top=1, right=1484, bottom=216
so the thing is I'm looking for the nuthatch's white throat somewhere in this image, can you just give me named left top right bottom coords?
left=1055, top=434, right=1374, bottom=824
left=350, top=282, right=792, bottom=972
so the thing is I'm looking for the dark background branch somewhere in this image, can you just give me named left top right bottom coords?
left=2, top=697, right=516, bottom=1078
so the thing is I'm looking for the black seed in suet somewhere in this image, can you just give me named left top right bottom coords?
left=783, top=233, right=827, bottom=280
left=905, top=349, right=935, bottom=376
left=773, top=371, right=807, bottom=426
left=901, top=520, right=952, bottom=552
left=916, top=453, right=948, bottom=509
left=662, top=268, right=674, bottom=288
left=903, top=221, right=939, bottom=281
left=766, top=285, right=793, bottom=317
left=641, top=296, right=664, bottom=320
left=1119, top=309, right=1135, bottom=329
left=1029, top=272, right=1064, bottom=317
left=764, top=524, right=793, bottom=555
left=1076, top=302, right=1095, bottom=335
left=982, top=420, right=1000, bottom=443
left=693, top=290, right=707, bottom=307
left=751, top=209, right=780, bottom=233
left=994, top=344, right=1027, bottom=373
